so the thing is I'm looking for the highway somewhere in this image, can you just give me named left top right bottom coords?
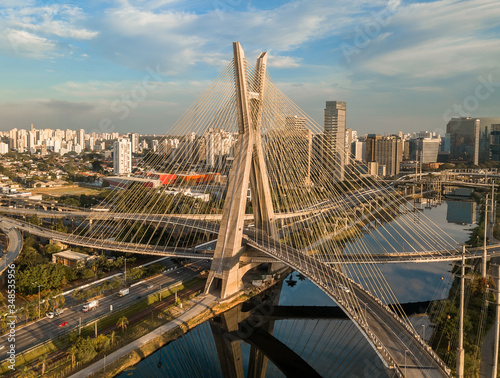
left=0, top=260, right=209, bottom=360
left=0, top=218, right=23, bottom=275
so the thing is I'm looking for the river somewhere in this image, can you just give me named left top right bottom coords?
left=117, top=199, right=478, bottom=377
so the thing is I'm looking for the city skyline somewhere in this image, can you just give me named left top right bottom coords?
left=0, top=0, right=499, bottom=135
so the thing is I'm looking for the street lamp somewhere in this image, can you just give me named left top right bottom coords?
left=124, top=258, right=127, bottom=281
left=32, top=282, right=43, bottom=319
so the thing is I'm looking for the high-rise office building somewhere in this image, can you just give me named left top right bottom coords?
left=365, top=135, right=403, bottom=176
left=323, top=101, right=346, bottom=181
left=365, top=134, right=382, bottom=163
left=447, top=117, right=500, bottom=164
left=113, top=138, right=132, bottom=175
left=416, top=138, right=441, bottom=164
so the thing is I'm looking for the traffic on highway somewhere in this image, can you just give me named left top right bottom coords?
left=0, top=258, right=209, bottom=360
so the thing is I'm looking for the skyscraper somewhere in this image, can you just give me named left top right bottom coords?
left=446, top=117, right=500, bottom=164
left=77, top=129, right=85, bottom=149
left=129, top=133, right=139, bottom=154
left=365, top=134, right=403, bottom=176
left=324, top=101, right=346, bottom=181
left=9, top=128, right=17, bottom=150
left=113, top=139, right=132, bottom=176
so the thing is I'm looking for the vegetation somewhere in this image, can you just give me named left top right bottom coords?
left=429, top=266, right=495, bottom=376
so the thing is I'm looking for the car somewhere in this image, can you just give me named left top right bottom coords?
left=147, top=284, right=154, bottom=289
left=337, top=283, right=350, bottom=293
left=55, top=308, right=64, bottom=316
left=58, top=321, right=68, bottom=327
left=46, top=312, right=54, bottom=319
left=0, top=345, right=4, bottom=350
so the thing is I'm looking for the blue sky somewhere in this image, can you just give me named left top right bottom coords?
left=0, top=0, right=499, bottom=135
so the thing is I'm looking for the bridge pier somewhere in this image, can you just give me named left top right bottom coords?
left=205, top=43, right=276, bottom=299
left=210, top=312, right=246, bottom=378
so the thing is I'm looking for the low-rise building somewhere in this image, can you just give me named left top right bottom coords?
left=52, top=250, right=91, bottom=268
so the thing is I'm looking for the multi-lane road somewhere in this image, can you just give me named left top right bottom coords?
left=0, top=259, right=209, bottom=360
left=0, top=218, right=23, bottom=275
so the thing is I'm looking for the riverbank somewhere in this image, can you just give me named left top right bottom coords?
left=67, top=266, right=291, bottom=378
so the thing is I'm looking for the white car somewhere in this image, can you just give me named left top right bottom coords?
left=337, top=284, right=350, bottom=293
left=46, top=312, right=54, bottom=319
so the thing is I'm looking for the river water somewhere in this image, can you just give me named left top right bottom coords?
left=117, top=199, right=478, bottom=377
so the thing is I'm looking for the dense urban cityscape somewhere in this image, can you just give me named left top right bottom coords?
left=1, top=0, right=499, bottom=378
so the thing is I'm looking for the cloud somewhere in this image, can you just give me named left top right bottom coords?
left=1, top=28, right=56, bottom=58
left=40, top=99, right=95, bottom=112
left=92, top=0, right=382, bottom=74
left=0, top=0, right=35, bottom=7
left=267, top=55, right=302, bottom=68
left=0, top=3, right=98, bottom=58
left=350, top=0, right=500, bottom=80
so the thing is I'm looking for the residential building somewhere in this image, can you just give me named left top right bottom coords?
left=113, top=138, right=132, bottom=175
left=129, top=132, right=139, bottom=153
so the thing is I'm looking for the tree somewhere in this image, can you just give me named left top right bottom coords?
left=110, top=330, right=118, bottom=346
left=18, top=246, right=44, bottom=268
left=0, top=313, right=7, bottom=334
left=91, top=160, right=104, bottom=173
left=45, top=244, right=62, bottom=254
left=38, top=354, right=48, bottom=376
left=95, top=334, right=110, bottom=353
left=116, top=316, right=129, bottom=332
left=54, top=219, right=68, bottom=233
left=285, top=277, right=297, bottom=288
left=67, top=344, right=78, bottom=367
left=16, top=264, right=69, bottom=295
left=18, top=366, right=35, bottom=378
left=22, top=304, right=31, bottom=323
left=28, top=214, right=41, bottom=226
left=28, top=302, right=38, bottom=321
left=75, top=337, right=97, bottom=363
left=80, top=268, right=95, bottom=280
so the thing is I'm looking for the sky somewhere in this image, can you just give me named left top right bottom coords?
left=0, top=0, right=499, bottom=136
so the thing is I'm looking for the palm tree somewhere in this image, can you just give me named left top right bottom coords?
left=18, top=365, right=35, bottom=378
left=116, top=316, right=129, bottom=332
left=67, top=344, right=78, bottom=367
left=285, top=278, right=297, bottom=288
left=110, top=330, right=118, bottom=346
left=38, top=353, right=48, bottom=376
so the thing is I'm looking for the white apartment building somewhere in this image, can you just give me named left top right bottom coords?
left=113, top=138, right=132, bottom=175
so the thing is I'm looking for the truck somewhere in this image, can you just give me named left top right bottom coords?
left=82, top=300, right=98, bottom=312
left=118, top=288, right=129, bottom=297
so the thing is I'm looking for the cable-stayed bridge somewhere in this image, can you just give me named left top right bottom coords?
left=4, top=42, right=494, bottom=377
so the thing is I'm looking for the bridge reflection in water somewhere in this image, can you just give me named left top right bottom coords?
left=118, top=281, right=436, bottom=378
